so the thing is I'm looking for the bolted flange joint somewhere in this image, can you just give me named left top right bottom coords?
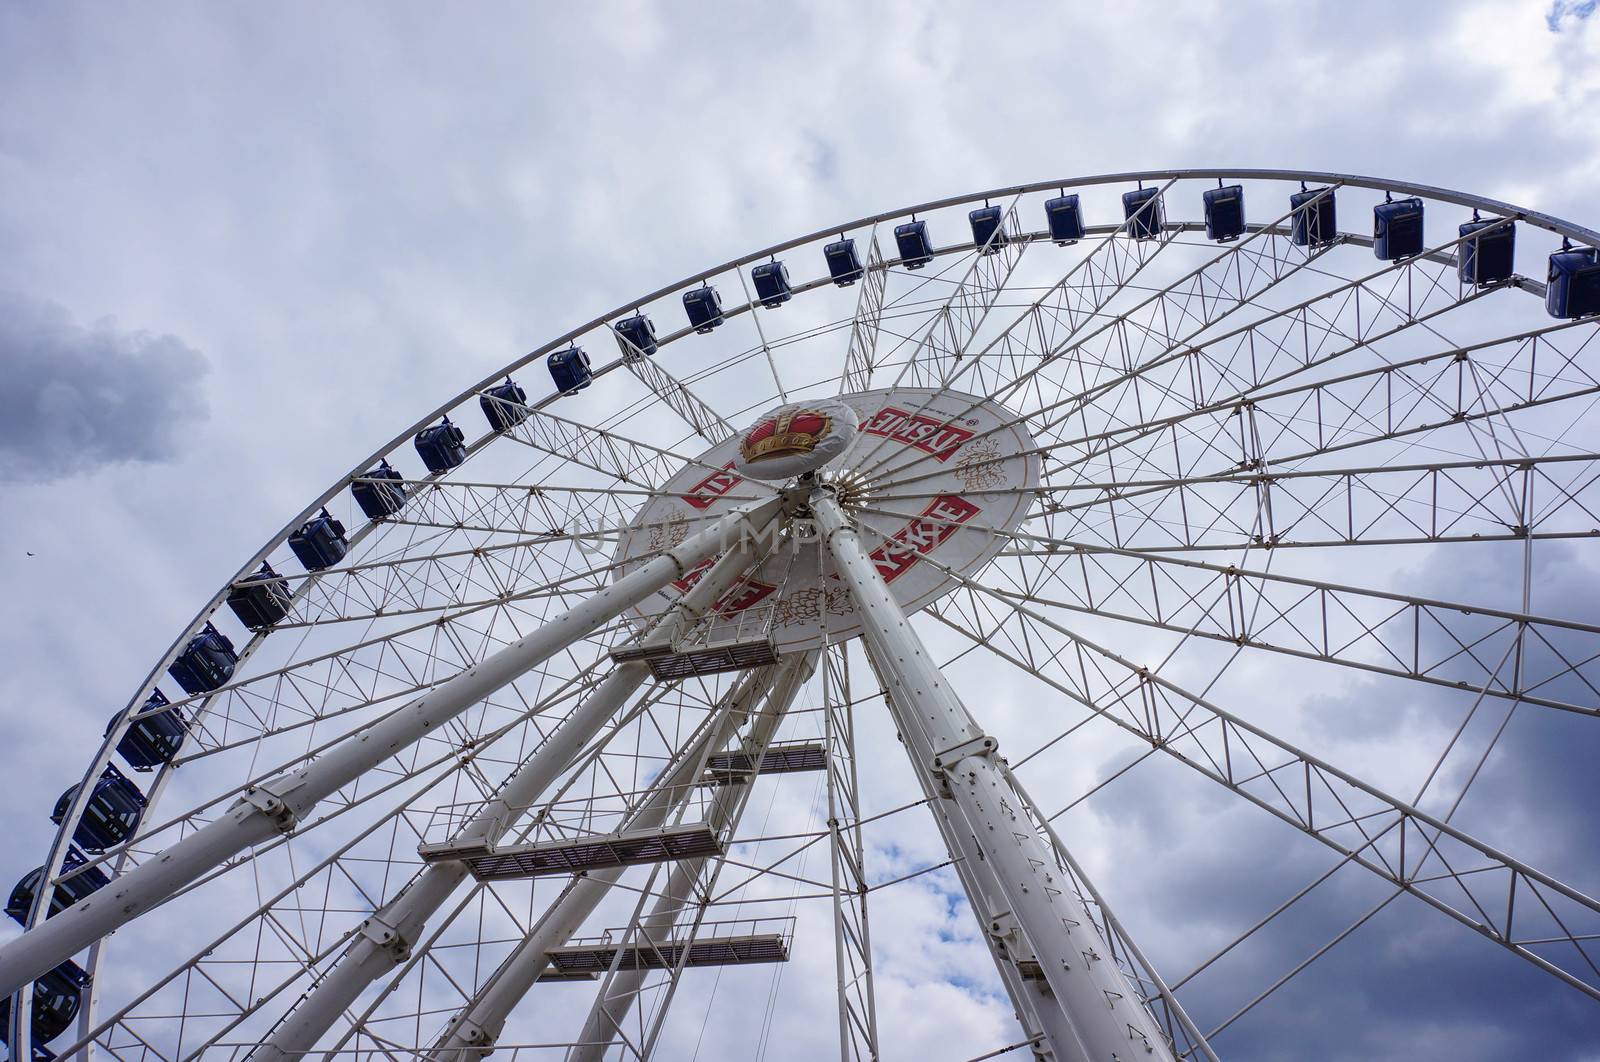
left=931, top=734, right=998, bottom=777
left=240, top=787, right=298, bottom=835
left=359, top=914, right=412, bottom=962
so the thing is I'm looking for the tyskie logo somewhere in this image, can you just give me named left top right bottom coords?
left=682, top=462, right=743, bottom=511
left=868, top=495, right=981, bottom=582
left=860, top=406, right=975, bottom=462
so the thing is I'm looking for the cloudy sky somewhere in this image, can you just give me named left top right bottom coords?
left=5, top=2, right=1600, bottom=1059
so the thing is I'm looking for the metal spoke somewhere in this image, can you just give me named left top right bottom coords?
left=1035, top=315, right=1600, bottom=501
left=1006, top=451, right=1600, bottom=552
left=878, top=196, right=1030, bottom=390
left=865, top=217, right=1522, bottom=504
left=841, top=231, right=888, bottom=393
left=613, top=333, right=737, bottom=444
left=853, top=186, right=1344, bottom=491
left=20, top=172, right=1600, bottom=1061
left=505, top=406, right=737, bottom=488
left=856, top=499, right=1600, bottom=714
left=920, top=566, right=1600, bottom=1002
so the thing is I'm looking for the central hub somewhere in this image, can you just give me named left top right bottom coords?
left=614, top=386, right=1041, bottom=653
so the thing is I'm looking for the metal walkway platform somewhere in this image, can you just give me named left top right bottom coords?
left=703, top=741, right=827, bottom=785
left=536, top=932, right=790, bottom=981
left=611, top=638, right=780, bottom=680
left=430, top=822, right=725, bottom=882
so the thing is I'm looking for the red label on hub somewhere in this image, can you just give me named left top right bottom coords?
left=682, top=462, right=743, bottom=510
left=860, top=406, right=975, bottom=462
left=671, top=558, right=777, bottom=613
left=868, top=495, right=981, bottom=583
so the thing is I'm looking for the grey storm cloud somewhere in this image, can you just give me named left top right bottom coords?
left=0, top=289, right=210, bottom=482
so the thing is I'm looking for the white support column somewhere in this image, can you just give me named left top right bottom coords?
left=567, top=652, right=817, bottom=1061
left=252, top=527, right=774, bottom=1059
left=430, top=653, right=814, bottom=1059
left=0, top=496, right=784, bottom=999
left=811, top=489, right=1175, bottom=1062
left=856, top=645, right=1085, bottom=1060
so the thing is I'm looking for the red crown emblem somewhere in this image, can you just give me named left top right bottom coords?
left=740, top=408, right=833, bottom=463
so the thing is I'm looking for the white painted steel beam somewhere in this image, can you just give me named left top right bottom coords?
left=811, top=488, right=1174, bottom=1062
left=250, top=523, right=774, bottom=1059
left=429, top=653, right=814, bottom=1058
left=0, top=496, right=784, bottom=998
left=851, top=639, right=1086, bottom=1060
left=566, top=654, right=817, bottom=1061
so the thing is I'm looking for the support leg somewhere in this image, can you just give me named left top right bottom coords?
left=252, top=526, right=775, bottom=1058
left=0, top=497, right=780, bottom=996
left=855, top=644, right=1086, bottom=1060
left=811, top=489, right=1174, bottom=1062
left=567, top=652, right=818, bottom=1061
left=430, top=653, right=813, bottom=1058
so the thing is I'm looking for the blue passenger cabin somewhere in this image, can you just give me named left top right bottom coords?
left=107, top=689, right=188, bottom=770
left=548, top=345, right=592, bottom=393
left=683, top=285, right=724, bottom=333
left=480, top=378, right=529, bottom=433
left=1203, top=184, right=1246, bottom=242
left=1373, top=197, right=1425, bottom=261
left=415, top=418, right=467, bottom=473
left=7, top=848, right=109, bottom=925
left=752, top=261, right=792, bottom=307
left=1122, top=187, right=1163, bottom=241
left=894, top=220, right=933, bottom=268
left=0, top=960, right=91, bottom=1046
left=969, top=205, right=1007, bottom=253
left=1044, top=194, right=1085, bottom=245
left=168, top=622, right=237, bottom=694
left=1457, top=219, right=1515, bottom=287
left=615, top=313, right=658, bottom=357
left=288, top=510, right=348, bottom=572
left=227, top=562, right=292, bottom=631
left=1290, top=186, right=1337, bottom=247
left=351, top=460, right=407, bottom=520
left=1547, top=247, right=1600, bottom=319
left=824, top=239, right=863, bottom=285
left=51, top=764, right=146, bottom=853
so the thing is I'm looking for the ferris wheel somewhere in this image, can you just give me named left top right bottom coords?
left=7, top=168, right=1600, bottom=1061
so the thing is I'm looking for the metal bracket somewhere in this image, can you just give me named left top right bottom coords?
left=240, top=787, right=297, bottom=835
left=932, top=734, right=997, bottom=775
left=359, top=915, right=410, bottom=960
left=989, top=911, right=1052, bottom=979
